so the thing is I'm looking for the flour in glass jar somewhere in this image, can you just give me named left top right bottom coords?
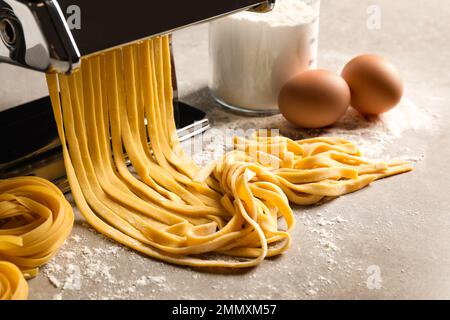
left=209, top=0, right=320, bottom=113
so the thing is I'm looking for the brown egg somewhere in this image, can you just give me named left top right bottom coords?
left=341, top=54, right=403, bottom=115
left=278, top=69, right=351, bottom=129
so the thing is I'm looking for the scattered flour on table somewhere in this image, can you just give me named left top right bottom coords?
left=295, top=210, right=365, bottom=297
left=189, top=96, right=435, bottom=165
left=226, top=210, right=359, bottom=299
left=42, top=234, right=171, bottom=300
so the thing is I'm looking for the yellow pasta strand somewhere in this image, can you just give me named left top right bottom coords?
left=45, top=36, right=412, bottom=269
left=0, top=176, right=74, bottom=278
left=0, top=261, right=28, bottom=300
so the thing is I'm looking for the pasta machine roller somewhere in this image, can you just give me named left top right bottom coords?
left=0, top=0, right=275, bottom=73
left=0, top=0, right=275, bottom=188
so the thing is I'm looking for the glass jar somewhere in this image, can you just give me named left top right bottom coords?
left=209, top=0, right=321, bottom=115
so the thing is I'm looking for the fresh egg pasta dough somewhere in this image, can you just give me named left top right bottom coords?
left=0, top=261, right=28, bottom=300
left=45, top=36, right=412, bottom=268
left=0, top=176, right=74, bottom=278
left=0, top=176, right=73, bottom=300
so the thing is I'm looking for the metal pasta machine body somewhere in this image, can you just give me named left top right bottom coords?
left=0, top=0, right=275, bottom=189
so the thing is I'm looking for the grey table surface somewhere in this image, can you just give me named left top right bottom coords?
left=1, top=0, right=449, bottom=299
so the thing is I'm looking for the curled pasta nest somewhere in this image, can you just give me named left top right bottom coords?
left=0, top=176, right=74, bottom=279
left=46, top=36, right=412, bottom=269
left=0, top=261, right=28, bottom=300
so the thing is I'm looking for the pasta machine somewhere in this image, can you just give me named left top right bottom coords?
left=0, top=0, right=275, bottom=188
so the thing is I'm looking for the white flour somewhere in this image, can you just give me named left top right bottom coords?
left=209, top=0, right=319, bottom=111
left=191, top=95, right=433, bottom=167
left=42, top=233, right=171, bottom=300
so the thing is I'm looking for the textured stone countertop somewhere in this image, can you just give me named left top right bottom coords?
left=1, top=0, right=449, bottom=299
